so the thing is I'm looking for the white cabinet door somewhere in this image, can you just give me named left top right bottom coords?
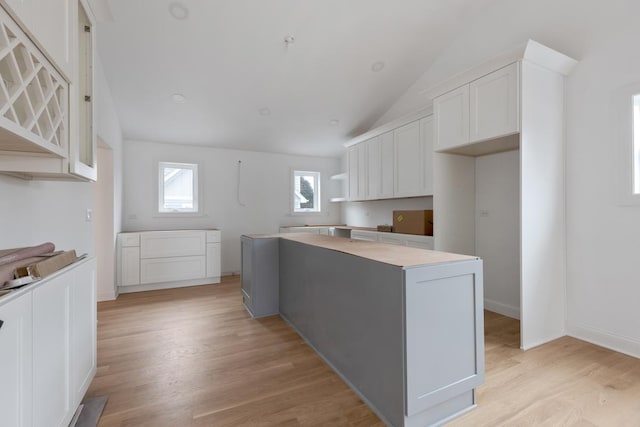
left=348, top=144, right=366, bottom=201
left=3, top=0, right=73, bottom=78
left=470, top=62, right=519, bottom=143
left=366, top=132, right=394, bottom=200
left=365, top=136, right=381, bottom=200
left=434, top=85, right=470, bottom=152
left=404, top=235, right=435, bottom=250
left=32, top=274, right=72, bottom=427
left=0, top=294, right=33, bottom=427
left=120, top=246, right=140, bottom=286
left=206, top=243, right=221, bottom=278
left=420, top=116, right=434, bottom=196
left=69, top=258, right=96, bottom=410
left=394, top=120, right=423, bottom=197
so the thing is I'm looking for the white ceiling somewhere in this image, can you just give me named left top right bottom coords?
left=92, top=0, right=500, bottom=157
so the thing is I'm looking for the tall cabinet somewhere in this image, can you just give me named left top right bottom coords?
left=431, top=40, right=577, bottom=350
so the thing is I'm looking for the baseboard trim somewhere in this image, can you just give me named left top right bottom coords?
left=568, top=322, right=640, bottom=359
left=118, top=277, right=221, bottom=294
left=484, top=298, right=520, bottom=320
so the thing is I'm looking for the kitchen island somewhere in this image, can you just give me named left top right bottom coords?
left=241, top=233, right=484, bottom=427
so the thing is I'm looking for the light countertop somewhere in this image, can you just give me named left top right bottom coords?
left=244, top=233, right=476, bottom=268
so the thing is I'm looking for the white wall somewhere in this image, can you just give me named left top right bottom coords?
left=475, top=150, right=519, bottom=319
left=341, top=197, right=433, bottom=228
left=122, top=140, right=341, bottom=274
left=0, top=177, right=94, bottom=255
left=375, top=0, right=640, bottom=356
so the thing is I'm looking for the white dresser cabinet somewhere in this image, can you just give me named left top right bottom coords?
left=117, top=229, right=222, bottom=293
left=0, top=257, right=96, bottom=427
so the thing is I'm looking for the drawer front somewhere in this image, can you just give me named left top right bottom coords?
left=119, top=233, right=140, bottom=247
left=378, top=234, right=407, bottom=247
left=140, top=256, right=206, bottom=284
left=404, top=235, right=434, bottom=250
left=206, top=230, right=221, bottom=243
left=350, top=230, right=378, bottom=242
left=140, top=231, right=205, bottom=258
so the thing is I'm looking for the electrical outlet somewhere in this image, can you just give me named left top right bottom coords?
left=479, top=210, right=489, bottom=217
left=85, top=208, right=93, bottom=222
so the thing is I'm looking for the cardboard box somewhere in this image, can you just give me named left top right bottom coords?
left=392, top=210, right=433, bottom=236
left=15, top=250, right=77, bottom=279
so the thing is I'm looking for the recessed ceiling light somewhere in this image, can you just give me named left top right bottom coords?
left=259, top=107, right=271, bottom=116
left=329, top=119, right=340, bottom=126
left=284, top=35, right=295, bottom=46
left=171, top=93, right=186, bottom=103
left=371, top=61, right=385, bottom=72
left=169, top=2, right=189, bottom=20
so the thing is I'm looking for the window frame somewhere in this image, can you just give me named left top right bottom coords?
left=615, top=82, right=640, bottom=206
left=157, top=161, right=200, bottom=214
left=291, top=169, right=322, bottom=214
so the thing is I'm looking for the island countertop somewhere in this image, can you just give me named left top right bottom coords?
left=243, top=233, right=476, bottom=268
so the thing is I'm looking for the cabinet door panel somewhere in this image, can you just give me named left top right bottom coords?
left=434, top=85, right=470, bottom=151
left=69, top=259, right=97, bottom=409
left=378, top=234, right=406, bottom=246
left=120, top=246, right=140, bottom=286
left=420, top=116, right=434, bottom=195
left=33, top=275, right=72, bottom=427
left=206, top=243, right=221, bottom=278
left=348, top=146, right=359, bottom=201
left=394, top=120, right=423, bottom=197
left=365, top=136, right=381, bottom=200
left=380, top=131, right=395, bottom=198
left=0, top=294, right=33, bottom=427
left=470, top=62, right=519, bottom=142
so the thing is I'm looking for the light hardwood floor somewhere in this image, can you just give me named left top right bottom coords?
left=87, top=277, right=640, bottom=426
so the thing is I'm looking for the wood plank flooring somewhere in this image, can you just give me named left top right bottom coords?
left=87, top=277, right=640, bottom=426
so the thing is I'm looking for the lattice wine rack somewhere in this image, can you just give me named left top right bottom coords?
left=0, top=6, right=68, bottom=157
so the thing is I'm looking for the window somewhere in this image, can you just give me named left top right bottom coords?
left=292, top=170, right=321, bottom=213
left=633, top=94, right=640, bottom=194
left=158, top=162, right=199, bottom=213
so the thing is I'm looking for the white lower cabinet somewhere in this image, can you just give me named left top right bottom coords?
left=0, top=257, right=96, bottom=427
left=351, top=230, right=434, bottom=249
left=117, top=229, right=222, bottom=292
left=0, top=293, right=33, bottom=427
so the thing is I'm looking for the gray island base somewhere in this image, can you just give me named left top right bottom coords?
left=240, top=233, right=484, bottom=427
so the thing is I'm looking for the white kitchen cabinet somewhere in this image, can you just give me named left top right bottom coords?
left=348, top=144, right=366, bottom=201
left=394, top=120, right=423, bottom=197
left=469, top=62, right=519, bottom=143
left=434, top=85, right=469, bottom=152
left=351, top=229, right=435, bottom=249
left=0, top=0, right=97, bottom=181
left=117, top=229, right=222, bottom=293
left=1, top=0, right=73, bottom=78
left=434, top=63, right=519, bottom=153
left=0, top=292, right=33, bottom=427
left=366, top=131, right=394, bottom=200
left=0, top=257, right=95, bottom=427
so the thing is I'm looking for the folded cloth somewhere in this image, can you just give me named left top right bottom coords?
left=0, top=242, right=55, bottom=267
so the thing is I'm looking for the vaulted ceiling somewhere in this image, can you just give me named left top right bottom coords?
left=90, top=0, right=501, bottom=157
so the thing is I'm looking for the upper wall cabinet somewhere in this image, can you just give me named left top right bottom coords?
left=434, top=62, right=519, bottom=153
left=1, top=0, right=73, bottom=79
left=346, top=115, right=433, bottom=201
left=0, top=0, right=97, bottom=181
